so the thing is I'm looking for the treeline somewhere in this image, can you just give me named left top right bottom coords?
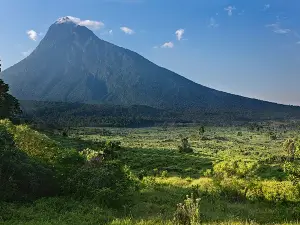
left=20, top=100, right=300, bottom=128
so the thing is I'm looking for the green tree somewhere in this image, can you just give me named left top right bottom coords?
left=0, top=79, right=21, bottom=119
left=283, top=138, right=298, bottom=161
left=198, top=126, right=205, bottom=137
left=178, top=137, right=193, bottom=153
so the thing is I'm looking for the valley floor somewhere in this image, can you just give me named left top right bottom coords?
left=2, top=124, right=300, bottom=225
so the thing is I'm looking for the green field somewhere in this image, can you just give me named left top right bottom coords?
left=1, top=122, right=300, bottom=225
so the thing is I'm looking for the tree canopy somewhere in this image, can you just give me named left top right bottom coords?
left=0, top=79, right=21, bottom=119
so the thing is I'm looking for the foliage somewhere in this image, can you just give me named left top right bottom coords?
left=178, top=137, right=194, bottom=153
left=174, top=193, right=201, bottom=225
left=199, top=126, right=205, bottom=137
left=213, top=160, right=259, bottom=179
left=0, top=79, right=21, bottom=119
left=283, top=138, right=298, bottom=161
left=283, top=162, right=300, bottom=184
left=269, top=131, right=277, bottom=140
left=0, top=124, right=58, bottom=201
left=65, top=160, right=137, bottom=207
left=2, top=123, right=300, bottom=224
left=0, top=120, right=137, bottom=208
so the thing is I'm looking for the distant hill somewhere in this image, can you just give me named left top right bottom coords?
left=1, top=16, right=299, bottom=112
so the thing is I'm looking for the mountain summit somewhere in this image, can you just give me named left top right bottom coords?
left=0, top=17, right=296, bottom=111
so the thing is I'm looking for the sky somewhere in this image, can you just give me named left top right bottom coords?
left=0, top=0, right=300, bottom=105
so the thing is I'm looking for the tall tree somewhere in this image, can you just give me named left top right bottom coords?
left=0, top=79, right=21, bottom=119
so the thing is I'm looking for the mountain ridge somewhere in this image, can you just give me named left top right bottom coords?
left=1, top=18, right=299, bottom=112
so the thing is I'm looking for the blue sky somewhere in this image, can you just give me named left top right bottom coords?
left=1, top=0, right=300, bottom=105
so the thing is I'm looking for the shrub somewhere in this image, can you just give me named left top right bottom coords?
left=0, top=125, right=58, bottom=201
left=198, top=126, right=205, bottom=137
left=213, top=160, right=259, bottom=179
left=173, top=193, right=201, bottom=225
left=103, top=141, right=122, bottom=160
left=66, top=160, right=137, bottom=207
left=0, top=120, right=137, bottom=207
left=261, top=180, right=300, bottom=203
left=283, top=162, right=300, bottom=184
left=161, top=170, right=168, bottom=177
left=137, top=169, right=147, bottom=180
left=269, top=132, right=277, bottom=140
left=283, top=138, right=298, bottom=161
left=178, top=137, right=193, bottom=153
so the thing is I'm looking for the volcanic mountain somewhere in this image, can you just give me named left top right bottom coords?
left=0, top=17, right=296, bottom=111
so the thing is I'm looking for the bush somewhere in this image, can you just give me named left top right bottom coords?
left=0, top=125, right=58, bottom=201
left=173, top=193, right=201, bottom=225
left=65, top=160, right=137, bottom=207
left=213, top=160, right=259, bottom=179
left=261, top=180, right=300, bottom=203
left=0, top=120, right=137, bottom=208
left=178, top=137, right=193, bottom=153
left=269, top=132, right=277, bottom=140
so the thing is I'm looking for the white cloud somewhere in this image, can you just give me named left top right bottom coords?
left=120, top=26, right=134, bottom=34
left=264, top=4, right=270, bottom=10
left=21, top=49, right=33, bottom=57
left=224, top=6, right=236, bottom=16
left=175, top=29, right=184, bottom=41
left=297, top=41, right=300, bottom=44
left=161, top=42, right=174, bottom=48
left=209, top=17, right=219, bottom=28
left=79, top=20, right=104, bottom=30
left=56, top=16, right=104, bottom=30
left=26, top=30, right=38, bottom=41
left=266, top=23, right=291, bottom=34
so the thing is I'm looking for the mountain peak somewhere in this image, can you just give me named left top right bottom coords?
left=55, top=16, right=80, bottom=25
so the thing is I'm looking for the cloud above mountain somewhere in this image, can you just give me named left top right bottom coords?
left=56, top=16, right=104, bottom=30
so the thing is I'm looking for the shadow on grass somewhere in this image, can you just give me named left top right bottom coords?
left=121, top=147, right=213, bottom=178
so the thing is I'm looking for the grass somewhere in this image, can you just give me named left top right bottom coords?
left=1, top=123, right=300, bottom=224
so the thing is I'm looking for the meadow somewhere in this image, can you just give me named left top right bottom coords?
left=1, top=121, right=300, bottom=225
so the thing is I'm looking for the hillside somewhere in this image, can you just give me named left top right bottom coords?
left=1, top=16, right=299, bottom=112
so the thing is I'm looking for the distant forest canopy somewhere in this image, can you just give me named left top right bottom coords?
left=20, top=100, right=300, bottom=128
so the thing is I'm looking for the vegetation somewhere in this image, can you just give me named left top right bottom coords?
left=19, top=100, right=300, bottom=129
left=178, top=137, right=194, bottom=153
left=1, top=120, right=300, bottom=224
left=0, top=79, right=21, bottom=119
left=0, top=120, right=136, bottom=208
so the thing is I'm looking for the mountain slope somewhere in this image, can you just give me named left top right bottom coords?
left=1, top=17, right=298, bottom=111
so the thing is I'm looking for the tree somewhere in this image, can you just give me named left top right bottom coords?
left=0, top=79, right=21, bottom=119
left=198, top=126, right=205, bottom=137
left=178, top=137, right=193, bottom=153
left=283, top=138, right=298, bottom=161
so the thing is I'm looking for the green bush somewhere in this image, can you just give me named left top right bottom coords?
left=173, top=193, right=201, bottom=225
left=178, top=137, right=193, bottom=153
left=0, top=125, right=58, bottom=201
left=66, top=160, right=137, bottom=207
left=213, top=160, right=259, bottom=179
left=0, top=120, right=137, bottom=207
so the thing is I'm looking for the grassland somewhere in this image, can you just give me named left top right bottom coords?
left=1, top=123, right=300, bottom=224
